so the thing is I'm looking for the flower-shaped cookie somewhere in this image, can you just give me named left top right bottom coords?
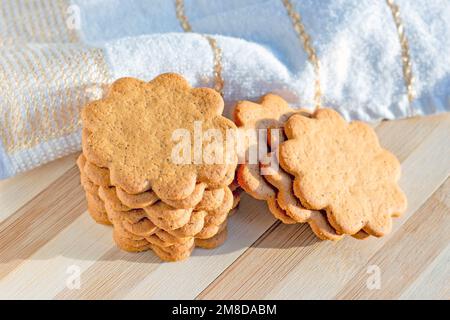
left=234, top=93, right=301, bottom=129
left=279, top=108, right=407, bottom=237
left=82, top=73, right=237, bottom=201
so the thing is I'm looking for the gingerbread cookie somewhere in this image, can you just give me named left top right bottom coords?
left=115, top=187, right=159, bottom=209
left=163, top=183, right=207, bottom=209
left=122, top=217, right=158, bottom=237
left=237, top=163, right=296, bottom=224
left=233, top=93, right=305, bottom=132
left=81, top=74, right=237, bottom=201
left=113, top=231, right=152, bottom=253
left=98, top=185, right=132, bottom=212
left=195, top=226, right=228, bottom=249
left=280, top=108, right=407, bottom=237
left=83, top=160, right=111, bottom=187
left=261, top=155, right=314, bottom=223
left=195, top=187, right=226, bottom=211
left=143, top=202, right=193, bottom=231
left=150, top=241, right=195, bottom=262
left=167, top=210, right=208, bottom=238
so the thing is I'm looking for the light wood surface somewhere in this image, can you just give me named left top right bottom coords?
left=0, top=113, right=449, bottom=300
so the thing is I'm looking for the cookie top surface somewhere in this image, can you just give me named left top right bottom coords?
left=82, top=73, right=237, bottom=198
left=233, top=94, right=301, bottom=130
left=279, top=108, right=407, bottom=236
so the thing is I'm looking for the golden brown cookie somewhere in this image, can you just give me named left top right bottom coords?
left=86, top=200, right=111, bottom=226
left=206, top=187, right=234, bottom=226
left=167, top=210, right=208, bottom=238
left=195, top=226, right=228, bottom=249
left=195, top=188, right=226, bottom=211
left=261, top=156, right=314, bottom=223
left=238, top=159, right=345, bottom=239
left=237, top=163, right=296, bottom=224
left=113, top=230, right=151, bottom=252
left=150, top=241, right=195, bottom=262
left=98, top=185, right=132, bottom=212
left=233, top=93, right=303, bottom=132
left=115, top=187, right=159, bottom=208
left=81, top=73, right=237, bottom=200
left=122, top=217, right=158, bottom=237
left=155, top=230, right=192, bottom=245
left=105, top=203, right=147, bottom=225
left=83, top=160, right=111, bottom=187
left=280, top=108, right=407, bottom=237
left=163, top=183, right=207, bottom=209
left=144, top=202, right=193, bottom=231
left=195, top=218, right=227, bottom=240
left=78, top=154, right=100, bottom=195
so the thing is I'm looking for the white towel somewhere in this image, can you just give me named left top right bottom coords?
left=1, top=0, right=449, bottom=179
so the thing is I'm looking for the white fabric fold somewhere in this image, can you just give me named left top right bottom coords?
left=0, top=0, right=449, bottom=179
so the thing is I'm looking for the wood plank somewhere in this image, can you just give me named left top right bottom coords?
left=0, top=166, right=85, bottom=279
left=0, top=194, right=276, bottom=299
left=0, top=214, right=112, bottom=299
left=55, top=194, right=276, bottom=299
left=0, top=153, right=79, bottom=223
left=198, top=116, right=450, bottom=299
left=399, top=243, right=450, bottom=300
left=336, top=178, right=450, bottom=299
left=0, top=115, right=448, bottom=299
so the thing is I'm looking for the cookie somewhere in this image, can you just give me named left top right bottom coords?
left=116, top=187, right=159, bottom=209
left=113, top=219, right=146, bottom=241
left=238, top=159, right=345, bottom=240
left=83, top=160, right=111, bottom=187
left=77, top=154, right=99, bottom=195
left=261, top=155, right=314, bottom=223
left=237, top=163, right=296, bottom=224
left=144, top=202, right=193, bottom=231
left=233, top=93, right=304, bottom=134
left=195, top=188, right=226, bottom=211
left=155, top=230, right=192, bottom=245
left=167, top=210, right=208, bottom=238
left=105, top=204, right=147, bottom=225
left=113, top=230, right=151, bottom=252
left=195, top=226, right=228, bottom=249
left=98, top=185, right=132, bottom=212
left=122, top=217, right=158, bottom=237
left=87, top=158, right=208, bottom=210
left=195, top=218, right=227, bottom=240
left=150, top=241, right=195, bottom=262
left=234, top=94, right=310, bottom=160
left=86, top=200, right=111, bottom=226
left=163, top=183, right=207, bottom=209
left=206, top=187, right=234, bottom=226
left=81, top=73, right=238, bottom=201
left=280, top=108, right=407, bottom=237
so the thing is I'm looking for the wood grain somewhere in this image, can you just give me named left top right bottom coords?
left=0, top=114, right=449, bottom=300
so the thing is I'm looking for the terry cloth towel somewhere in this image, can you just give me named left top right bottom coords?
left=0, top=0, right=449, bottom=179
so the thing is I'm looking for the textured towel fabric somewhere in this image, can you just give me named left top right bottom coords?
left=0, top=0, right=449, bottom=179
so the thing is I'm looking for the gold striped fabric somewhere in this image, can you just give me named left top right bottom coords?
left=385, top=0, right=416, bottom=116
left=0, top=46, right=111, bottom=154
left=0, top=0, right=78, bottom=45
left=0, top=0, right=111, bottom=157
left=281, top=0, right=322, bottom=110
left=175, top=0, right=225, bottom=96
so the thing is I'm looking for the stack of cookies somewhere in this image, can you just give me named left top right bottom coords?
left=235, top=94, right=407, bottom=240
left=77, top=72, right=407, bottom=261
left=78, top=73, right=240, bottom=261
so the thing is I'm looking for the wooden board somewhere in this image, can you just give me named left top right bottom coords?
left=0, top=113, right=449, bottom=300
